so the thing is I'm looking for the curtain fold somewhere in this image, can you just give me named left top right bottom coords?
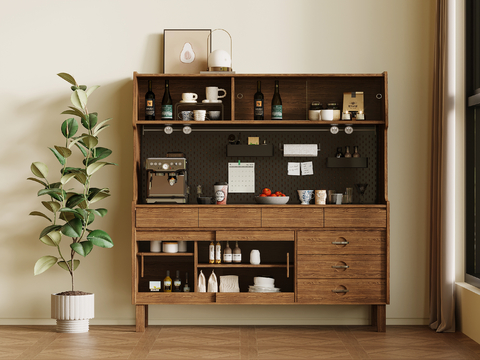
left=429, top=0, right=455, bottom=333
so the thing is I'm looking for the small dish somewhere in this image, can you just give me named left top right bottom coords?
left=254, top=196, right=289, bottom=205
left=180, top=100, right=197, bottom=104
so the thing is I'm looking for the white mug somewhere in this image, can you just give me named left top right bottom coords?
left=206, top=87, right=226, bottom=101
left=308, top=110, right=321, bottom=121
left=193, top=109, right=207, bottom=121
left=250, top=250, right=261, bottom=265
left=182, top=92, right=198, bottom=102
left=322, top=109, right=334, bottom=121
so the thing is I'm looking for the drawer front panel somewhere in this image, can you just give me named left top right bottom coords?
left=262, top=208, right=324, bottom=228
left=324, top=207, right=386, bottom=228
left=136, top=231, right=215, bottom=241
left=297, top=279, right=386, bottom=304
left=215, top=292, right=294, bottom=304
left=297, top=230, right=385, bottom=255
left=199, top=208, right=261, bottom=228
left=297, top=255, right=385, bottom=278
left=136, top=207, right=198, bottom=228
left=216, top=230, right=295, bottom=241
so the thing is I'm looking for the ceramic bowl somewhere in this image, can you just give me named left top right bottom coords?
left=254, top=196, right=289, bottom=204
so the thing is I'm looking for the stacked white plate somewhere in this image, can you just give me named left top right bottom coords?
left=249, top=277, right=280, bottom=293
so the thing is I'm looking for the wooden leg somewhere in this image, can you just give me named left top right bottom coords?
left=136, top=305, right=148, bottom=332
left=371, top=305, right=386, bottom=332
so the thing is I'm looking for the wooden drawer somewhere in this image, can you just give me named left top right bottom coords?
left=136, top=207, right=198, bottom=228
left=216, top=230, right=294, bottom=241
left=262, top=207, right=324, bottom=228
left=136, top=230, right=214, bottom=241
left=199, top=208, right=261, bottom=227
left=297, top=230, right=385, bottom=255
left=324, top=207, right=386, bottom=228
left=297, top=255, right=385, bottom=278
left=135, top=292, right=215, bottom=304
left=297, top=279, right=386, bottom=304
left=216, top=292, right=294, bottom=304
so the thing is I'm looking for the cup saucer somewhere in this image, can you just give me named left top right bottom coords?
left=202, top=99, right=222, bottom=103
left=180, top=100, right=197, bottom=103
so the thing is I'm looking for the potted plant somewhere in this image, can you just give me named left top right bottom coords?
left=28, top=73, right=115, bottom=333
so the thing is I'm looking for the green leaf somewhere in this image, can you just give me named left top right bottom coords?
left=48, top=182, right=62, bottom=189
left=83, top=135, right=98, bottom=149
left=71, top=89, right=88, bottom=110
left=34, top=255, right=58, bottom=275
left=74, top=171, right=87, bottom=185
left=27, top=177, right=47, bottom=187
left=58, top=260, right=80, bottom=272
left=66, top=194, right=87, bottom=208
left=90, top=147, right=112, bottom=164
left=87, top=210, right=95, bottom=225
left=57, top=73, right=77, bottom=86
left=54, top=145, right=72, bottom=158
left=49, top=147, right=65, bottom=166
left=59, top=211, right=75, bottom=222
left=93, top=117, right=112, bottom=133
left=93, top=208, right=108, bottom=217
left=29, top=211, right=51, bottom=222
left=39, top=224, right=62, bottom=239
left=41, top=201, right=61, bottom=213
left=71, top=241, right=93, bottom=257
left=86, top=85, right=99, bottom=97
left=60, top=173, right=76, bottom=185
left=40, top=231, right=61, bottom=246
left=89, top=192, right=110, bottom=204
left=37, top=188, right=64, bottom=202
left=61, top=118, right=78, bottom=139
left=31, top=162, right=48, bottom=178
left=61, top=218, right=83, bottom=238
left=86, top=162, right=107, bottom=176
left=88, top=113, right=98, bottom=129
left=68, top=135, right=87, bottom=149
left=75, top=143, right=88, bottom=157
left=93, top=124, right=110, bottom=137
left=87, top=230, right=114, bottom=248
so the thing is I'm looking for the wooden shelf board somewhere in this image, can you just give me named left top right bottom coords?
left=136, top=120, right=384, bottom=125
left=137, top=252, right=194, bottom=256
left=197, top=263, right=294, bottom=268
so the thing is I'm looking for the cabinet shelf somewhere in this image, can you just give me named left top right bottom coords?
left=197, top=263, right=293, bottom=268
left=326, top=157, right=368, bottom=168
left=137, top=252, right=194, bottom=257
left=136, top=120, right=385, bottom=125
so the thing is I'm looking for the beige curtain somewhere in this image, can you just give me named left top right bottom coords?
left=429, top=0, right=455, bottom=333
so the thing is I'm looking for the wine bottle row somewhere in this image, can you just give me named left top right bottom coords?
left=209, top=241, right=242, bottom=264
left=150, top=270, right=190, bottom=292
left=145, top=79, right=282, bottom=120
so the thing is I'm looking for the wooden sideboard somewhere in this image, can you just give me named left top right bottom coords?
left=131, top=72, right=389, bottom=332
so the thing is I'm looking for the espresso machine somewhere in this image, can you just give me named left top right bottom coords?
left=145, top=156, right=188, bottom=204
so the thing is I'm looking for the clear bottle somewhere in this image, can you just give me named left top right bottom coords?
left=223, top=241, right=232, bottom=263
left=163, top=270, right=172, bottom=292
left=145, top=80, right=155, bottom=120
left=209, top=241, right=215, bottom=264
left=161, top=80, right=173, bottom=120
left=344, top=146, right=352, bottom=158
left=183, top=272, right=190, bottom=292
left=174, top=270, right=182, bottom=292
left=233, top=241, right=242, bottom=263
left=271, top=80, right=282, bottom=120
left=254, top=80, right=264, bottom=120
left=353, top=146, right=360, bottom=158
left=335, top=147, right=344, bottom=158
left=215, top=242, right=222, bottom=264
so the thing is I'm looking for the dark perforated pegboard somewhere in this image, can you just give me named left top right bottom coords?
left=140, top=127, right=378, bottom=204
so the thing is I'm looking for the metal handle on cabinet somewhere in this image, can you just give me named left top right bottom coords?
left=332, top=241, right=349, bottom=245
left=331, top=265, right=349, bottom=269
left=286, top=252, right=290, bottom=278
left=332, top=289, right=349, bottom=293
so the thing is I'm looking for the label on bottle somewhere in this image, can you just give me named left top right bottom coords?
left=215, top=244, right=221, bottom=261
left=233, top=254, right=242, bottom=262
left=183, top=285, right=190, bottom=292
left=254, top=100, right=264, bottom=116
left=146, top=100, right=155, bottom=116
left=223, top=253, right=232, bottom=262
left=164, top=280, right=172, bottom=290
left=209, top=245, right=215, bottom=262
left=174, top=280, right=181, bottom=287
left=272, top=105, right=282, bottom=119
left=161, top=104, right=173, bottom=119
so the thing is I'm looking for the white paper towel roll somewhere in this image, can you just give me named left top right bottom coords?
left=283, top=144, right=318, bottom=157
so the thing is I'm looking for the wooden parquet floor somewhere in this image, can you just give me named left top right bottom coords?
left=1, top=325, right=479, bottom=359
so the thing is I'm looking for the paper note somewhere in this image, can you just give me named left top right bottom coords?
left=288, top=162, right=300, bottom=176
left=301, top=161, right=314, bottom=175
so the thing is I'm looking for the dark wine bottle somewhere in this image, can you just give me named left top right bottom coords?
left=161, top=80, right=173, bottom=120
left=271, top=80, right=282, bottom=120
left=254, top=80, right=264, bottom=120
left=145, top=80, right=155, bottom=120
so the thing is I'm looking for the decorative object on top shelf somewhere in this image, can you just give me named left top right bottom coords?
left=356, top=111, right=365, bottom=120
left=163, top=29, right=211, bottom=74
left=205, top=29, right=234, bottom=73
left=343, top=91, right=365, bottom=115
left=29, top=73, right=115, bottom=333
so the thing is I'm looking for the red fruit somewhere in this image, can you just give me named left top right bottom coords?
left=262, top=188, right=272, bottom=196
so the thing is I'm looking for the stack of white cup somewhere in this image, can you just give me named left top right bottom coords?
left=194, top=109, right=207, bottom=121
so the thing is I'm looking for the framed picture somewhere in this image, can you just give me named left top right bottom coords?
left=163, top=29, right=211, bottom=74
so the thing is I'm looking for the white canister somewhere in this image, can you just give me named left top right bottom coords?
left=250, top=249, right=261, bottom=265
left=322, top=109, right=334, bottom=121
left=150, top=241, right=162, bottom=253
left=163, top=242, right=179, bottom=253
left=178, top=241, right=187, bottom=253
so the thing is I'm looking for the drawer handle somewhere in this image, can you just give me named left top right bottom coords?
left=332, top=241, right=349, bottom=245
left=331, top=265, right=349, bottom=269
left=332, top=289, right=349, bottom=293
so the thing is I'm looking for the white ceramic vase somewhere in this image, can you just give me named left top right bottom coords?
left=51, top=293, right=94, bottom=333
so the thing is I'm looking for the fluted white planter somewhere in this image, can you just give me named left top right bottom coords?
left=51, top=293, right=94, bottom=333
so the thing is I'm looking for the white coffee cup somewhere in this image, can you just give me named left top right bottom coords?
left=206, top=87, right=226, bottom=101
left=208, top=110, right=221, bottom=120
left=182, top=92, right=198, bottom=102
left=322, top=109, right=334, bottom=121
left=193, top=109, right=207, bottom=121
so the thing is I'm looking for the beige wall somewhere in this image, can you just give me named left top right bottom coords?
left=0, top=0, right=435, bottom=325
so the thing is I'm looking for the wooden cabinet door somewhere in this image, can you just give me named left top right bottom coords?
left=136, top=207, right=198, bottom=228
left=199, top=207, right=261, bottom=227
left=297, top=254, right=385, bottom=278
left=262, top=207, right=324, bottom=228
left=324, top=207, right=386, bottom=228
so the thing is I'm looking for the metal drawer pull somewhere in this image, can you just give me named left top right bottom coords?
left=332, top=241, right=349, bottom=245
left=331, top=265, right=349, bottom=269
left=332, top=289, right=349, bottom=293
